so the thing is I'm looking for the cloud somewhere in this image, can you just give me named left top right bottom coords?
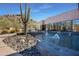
left=31, top=4, right=52, bottom=13
left=32, top=9, right=40, bottom=13
left=39, top=4, right=52, bottom=10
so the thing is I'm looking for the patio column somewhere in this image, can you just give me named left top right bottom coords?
left=53, top=23, right=55, bottom=31
left=71, top=20, right=73, bottom=31
left=41, top=20, right=46, bottom=31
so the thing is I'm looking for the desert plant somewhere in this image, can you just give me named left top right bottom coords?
left=20, top=4, right=30, bottom=35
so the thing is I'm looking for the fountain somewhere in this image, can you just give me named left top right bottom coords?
left=51, top=31, right=61, bottom=44
left=52, top=33, right=60, bottom=39
left=69, top=32, right=72, bottom=36
left=45, top=25, right=48, bottom=36
left=44, top=24, right=61, bottom=44
left=37, top=39, right=41, bottom=42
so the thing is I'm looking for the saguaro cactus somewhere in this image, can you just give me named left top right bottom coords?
left=20, top=3, right=30, bottom=35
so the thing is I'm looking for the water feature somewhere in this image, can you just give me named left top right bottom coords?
left=45, top=26, right=48, bottom=36
left=36, top=31, right=79, bottom=56
left=51, top=32, right=60, bottom=44
left=18, top=31, right=79, bottom=56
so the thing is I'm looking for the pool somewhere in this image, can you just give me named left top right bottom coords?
left=16, top=31, right=79, bottom=56
left=35, top=31, right=79, bottom=56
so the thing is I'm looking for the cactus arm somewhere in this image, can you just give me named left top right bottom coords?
left=24, top=4, right=27, bottom=23
left=26, top=7, right=30, bottom=22
left=20, top=4, right=23, bottom=22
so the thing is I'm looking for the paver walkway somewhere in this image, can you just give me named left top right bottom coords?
left=0, top=33, right=17, bottom=56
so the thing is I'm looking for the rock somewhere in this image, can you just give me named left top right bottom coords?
left=3, top=34, right=37, bottom=52
left=19, top=46, right=41, bottom=56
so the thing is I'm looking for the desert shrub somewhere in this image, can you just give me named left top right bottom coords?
left=1, top=29, right=9, bottom=34
left=8, top=27, right=17, bottom=33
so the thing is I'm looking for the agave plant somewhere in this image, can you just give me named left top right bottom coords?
left=20, top=3, right=30, bottom=35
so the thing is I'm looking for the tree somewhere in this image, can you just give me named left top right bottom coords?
left=20, top=4, right=30, bottom=35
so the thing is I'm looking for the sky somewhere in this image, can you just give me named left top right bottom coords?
left=0, top=3, right=78, bottom=21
